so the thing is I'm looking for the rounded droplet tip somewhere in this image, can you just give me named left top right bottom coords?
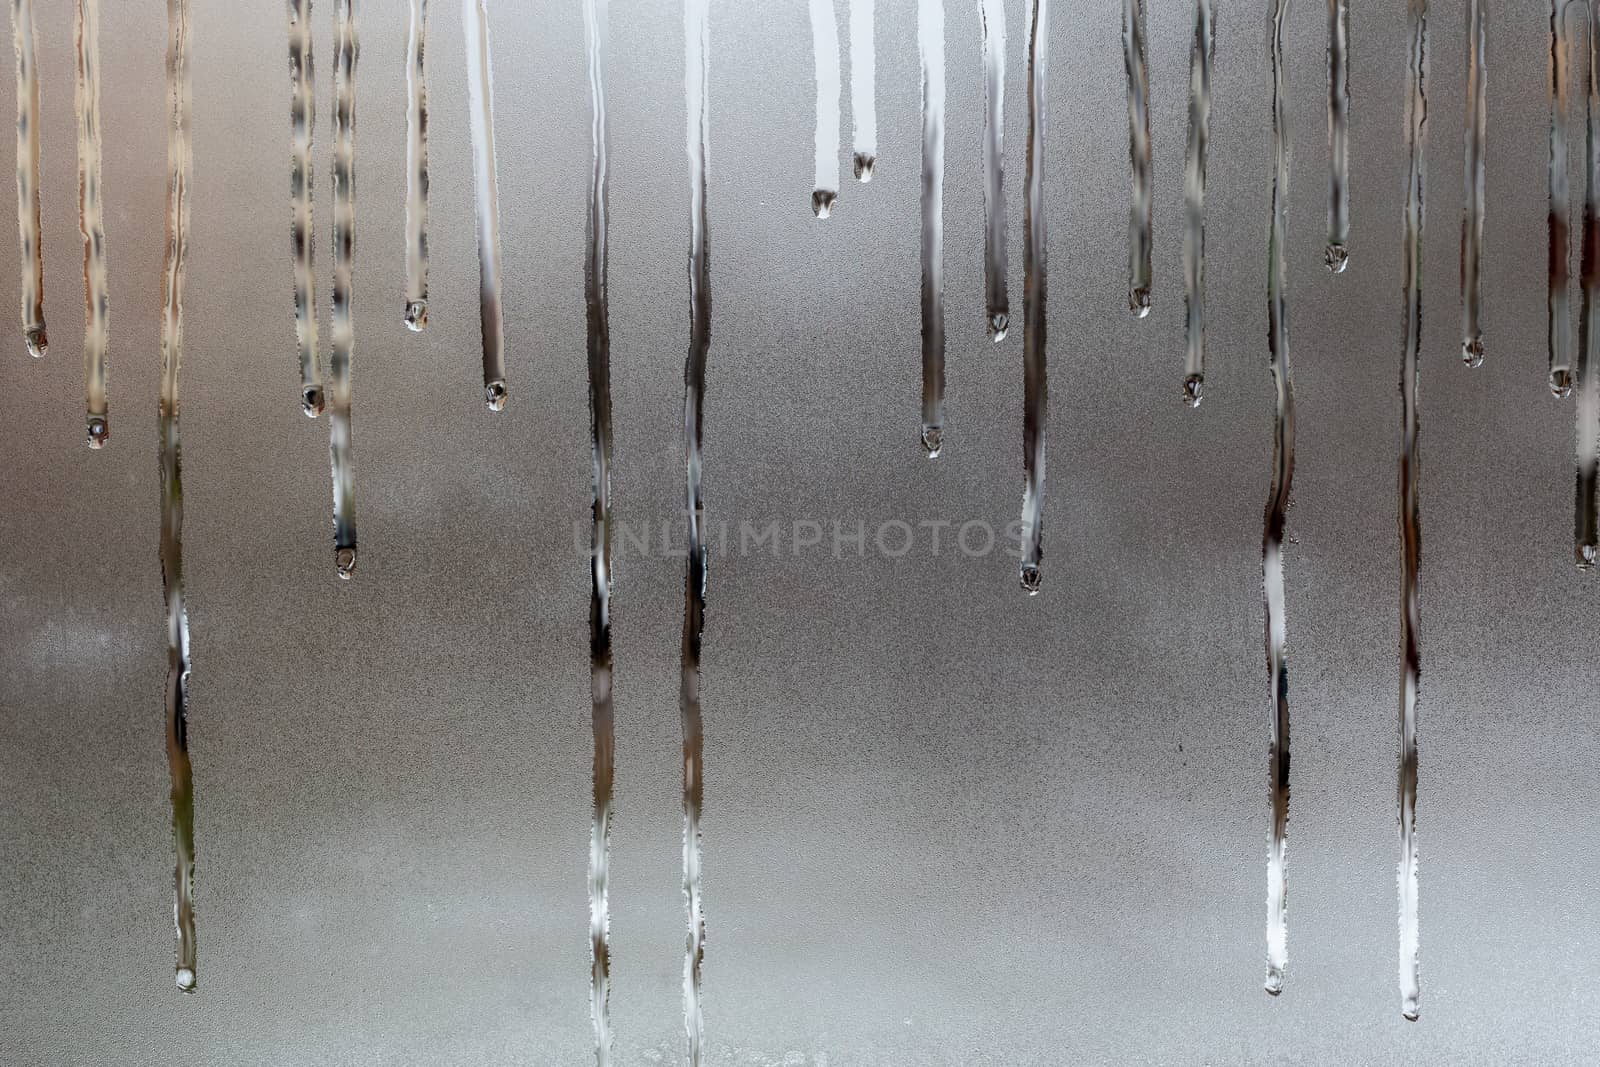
left=1580, top=542, right=1597, bottom=570
left=175, top=967, right=197, bottom=993
left=24, top=326, right=47, bottom=359
left=1401, top=1000, right=1420, bottom=1022
left=1461, top=336, right=1484, bottom=368
left=920, top=425, right=943, bottom=459
left=301, top=386, right=325, bottom=419
left=335, top=546, right=357, bottom=579
left=1182, top=374, right=1204, bottom=409
left=1264, top=975, right=1283, bottom=997
left=852, top=153, right=876, bottom=182
left=811, top=189, right=836, bottom=219
left=1129, top=287, right=1152, bottom=319
left=484, top=379, right=508, bottom=412
left=1324, top=243, right=1349, bottom=273
left=1551, top=367, right=1575, bottom=399
left=403, top=299, right=429, bottom=332
left=86, top=417, right=109, bottom=449
left=1019, top=563, right=1042, bottom=596
left=989, top=311, right=1010, bottom=342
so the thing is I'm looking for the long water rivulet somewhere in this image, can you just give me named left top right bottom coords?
left=76, top=0, right=109, bottom=447
left=288, top=0, right=323, bottom=417
left=1262, top=0, right=1296, bottom=999
left=463, top=0, right=506, bottom=408
left=1122, top=0, right=1152, bottom=316
left=1182, top=0, right=1213, bottom=408
left=919, top=0, right=944, bottom=458
left=680, top=3, right=710, bottom=1061
left=404, top=0, right=430, bottom=331
left=1577, top=1, right=1600, bottom=567
left=326, top=0, right=359, bottom=580
left=1461, top=0, right=1486, bottom=366
left=1550, top=0, right=1581, bottom=398
left=809, top=0, right=840, bottom=216
left=159, top=0, right=196, bottom=994
left=848, top=0, right=875, bottom=181
left=584, top=0, right=616, bottom=1062
left=1325, top=0, right=1349, bottom=272
left=1396, top=0, right=1427, bottom=1022
left=1019, top=0, right=1048, bottom=594
left=980, top=0, right=1007, bottom=340
left=11, top=0, right=46, bottom=359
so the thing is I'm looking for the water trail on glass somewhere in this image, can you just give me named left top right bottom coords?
left=404, top=0, right=430, bottom=331
left=287, top=0, right=323, bottom=417
left=1262, top=0, right=1296, bottom=999
left=76, top=0, right=109, bottom=447
left=980, top=0, right=1008, bottom=341
left=919, top=0, right=945, bottom=458
left=1575, top=3, right=1599, bottom=567
left=159, top=0, right=196, bottom=994
left=1550, top=1, right=1582, bottom=398
left=584, top=2, right=615, bottom=1062
left=848, top=0, right=875, bottom=181
left=680, top=3, right=709, bottom=1060
left=809, top=0, right=839, bottom=217
left=1325, top=0, right=1350, bottom=272
left=1460, top=0, right=1486, bottom=366
left=463, top=0, right=506, bottom=408
left=1182, top=0, right=1213, bottom=408
left=12, top=0, right=45, bottom=358
left=1019, top=0, right=1048, bottom=594
left=1396, top=0, right=1427, bottom=1022
left=327, top=0, right=359, bottom=580
left=1122, top=0, right=1152, bottom=316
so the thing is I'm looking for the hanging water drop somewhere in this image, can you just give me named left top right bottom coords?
left=1183, top=372, right=1203, bottom=408
left=811, top=189, right=835, bottom=219
left=87, top=415, right=108, bottom=448
left=301, top=384, right=324, bottom=418
left=484, top=378, right=507, bottom=411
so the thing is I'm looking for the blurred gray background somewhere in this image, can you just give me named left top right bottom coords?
left=2, top=0, right=1597, bottom=1063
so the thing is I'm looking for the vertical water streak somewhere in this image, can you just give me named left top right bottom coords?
left=1325, top=0, right=1350, bottom=272
left=1396, top=0, right=1428, bottom=1023
left=1182, top=0, right=1213, bottom=407
left=919, top=0, right=945, bottom=458
left=680, top=4, right=710, bottom=1061
left=584, top=2, right=614, bottom=1063
left=287, top=0, right=322, bottom=416
left=327, top=0, right=359, bottom=579
left=1575, top=4, right=1599, bottom=567
left=1551, top=1, right=1580, bottom=398
left=980, top=0, right=1008, bottom=341
left=1460, top=0, right=1486, bottom=365
left=404, top=0, right=429, bottom=330
left=848, top=0, right=875, bottom=180
left=1122, top=0, right=1151, bottom=316
left=76, top=0, right=109, bottom=447
left=463, top=0, right=506, bottom=408
left=1019, top=0, right=1048, bottom=593
left=11, top=0, right=45, bottom=358
left=159, top=0, right=196, bottom=994
left=1262, top=0, right=1296, bottom=999
left=809, top=0, right=840, bottom=216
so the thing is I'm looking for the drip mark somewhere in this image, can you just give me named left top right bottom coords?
left=1462, top=0, right=1487, bottom=366
left=1327, top=0, right=1350, bottom=270
left=809, top=0, right=840, bottom=215
left=1551, top=0, right=1585, bottom=396
left=405, top=0, right=430, bottom=331
left=1183, top=0, right=1213, bottom=408
left=288, top=0, right=322, bottom=416
left=1263, top=0, right=1296, bottom=999
left=848, top=0, right=875, bottom=184
left=1019, top=0, right=1048, bottom=593
left=464, top=0, right=507, bottom=407
left=326, top=0, right=359, bottom=579
left=919, top=0, right=944, bottom=458
left=12, top=0, right=45, bottom=358
left=1123, top=0, right=1152, bottom=315
left=159, top=0, right=196, bottom=994
left=1576, top=1, right=1599, bottom=567
left=981, top=0, right=1008, bottom=341
left=77, top=0, right=109, bottom=446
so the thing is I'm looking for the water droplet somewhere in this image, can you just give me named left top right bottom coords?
left=1019, top=562, right=1041, bottom=595
left=811, top=189, right=836, bottom=219
left=87, top=417, right=109, bottom=449
left=920, top=424, right=942, bottom=458
left=852, top=152, right=875, bottom=182
left=335, top=546, right=357, bottom=579
left=1580, top=542, right=1597, bottom=570
left=1129, top=286, right=1151, bottom=318
left=1401, top=999, right=1420, bottom=1022
left=484, top=379, right=508, bottom=411
left=989, top=311, right=1009, bottom=342
left=1183, top=373, right=1204, bottom=408
left=176, top=967, right=196, bottom=993
left=1264, top=967, right=1283, bottom=996
left=1461, top=336, right=1484, bottom=368
left=403, top=299, right=428, bottom=332
left=1551, top=367, right=1574, bottom=398
left=301, top=385, right=325, bottom=418
left=24, top=326, right=47, bottom=359
left=1325, top=243, right=1348, bottom=274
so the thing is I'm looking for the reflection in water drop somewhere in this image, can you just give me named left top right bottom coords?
left=1183, top=373, right=1203, bottom=408
left=301, top=384, right=324, bottom=418
left=920, top=423, right=942, bottom=458
left=1461, top=336, right=1484, bottom=368
left=175, top=966, right=195, bottom=993
left=811, top=189, right=835, bottom=219
left=990, top=311, right=1009, bottom=342
left=809, top=0, right=840, bottom=217
left=1553, top=366, right=1575, bottom=398
left=24, top=325, right=46, bottom=359
left=484, top=378, right=507, bottom=411
left=1324, top=243, right=1348, bottom=274
left=404, top=298, right=428, bottom=332
left=1129, top=285, right=1151, bottom=318
left=1019, top=561, right=1042, bottom=595
left=87, top=416, right=108, bottom=448
left=852, top=152, right=875, bottom=181
left=335, top=545, right=357, bottom=579
left=848, top=0, right=875, bottom=185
